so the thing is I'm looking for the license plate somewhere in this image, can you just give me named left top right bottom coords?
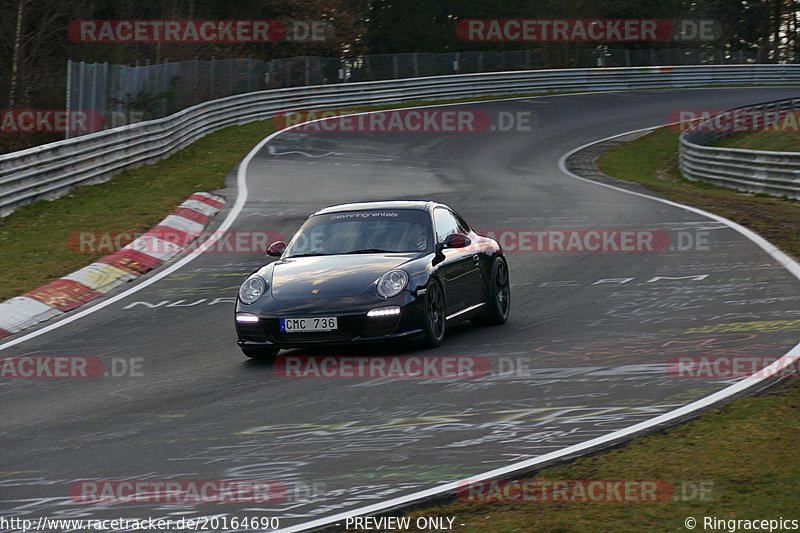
left=280, top=317, right=338, bottom=332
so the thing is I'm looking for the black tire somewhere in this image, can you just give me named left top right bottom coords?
left=421, top=279, right=446, bottom=348
left=473, top=256, right=510, bottom=326
left=241, top=345, right=280, bottom=360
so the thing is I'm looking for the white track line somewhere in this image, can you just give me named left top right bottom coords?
left=559, top=128, right=800, bottom=279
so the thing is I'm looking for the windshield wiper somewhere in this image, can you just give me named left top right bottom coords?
left=287, top=252, right=331, bottom=258
left=344, top=248, right=397, bottom=254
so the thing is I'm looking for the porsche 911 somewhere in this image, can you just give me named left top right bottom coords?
left=234, top=200, right=510, bottom=358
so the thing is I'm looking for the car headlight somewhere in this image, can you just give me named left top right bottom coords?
left=239, top=275, right=267, bottom=304
left=377, top=270, right=408, bottom=298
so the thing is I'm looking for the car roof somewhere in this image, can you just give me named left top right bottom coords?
left=313, top=200, right=444, bottom=216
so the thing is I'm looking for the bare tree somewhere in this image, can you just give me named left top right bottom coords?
left=8, top=0, right=27, bottom=107
left=3, top=0, right=67, bottom=108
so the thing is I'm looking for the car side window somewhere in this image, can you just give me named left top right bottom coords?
left=433, top=207, right=461, bottom=243
left=453, top=212, right=470, bottom=234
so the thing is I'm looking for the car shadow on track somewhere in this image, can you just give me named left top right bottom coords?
left=239, top=321, right=498, bottom=370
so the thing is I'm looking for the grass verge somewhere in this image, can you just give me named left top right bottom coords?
left=709, top=108, right=800, bottom=152
left=0, top=119, right=278, bottom=301
left=597, top=127, right=800, bottom=259
left=389, top=381, right=800, bottom=533
left=714, top=129, right=800, bottom=152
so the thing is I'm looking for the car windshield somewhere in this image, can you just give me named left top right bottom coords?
left=284, top=209, right=433, bottom=257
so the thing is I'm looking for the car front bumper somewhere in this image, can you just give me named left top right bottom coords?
left=235, top=291, right=425, bottom=349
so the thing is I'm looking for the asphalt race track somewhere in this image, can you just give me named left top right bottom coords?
left=2, top=87, right=800, bottom=531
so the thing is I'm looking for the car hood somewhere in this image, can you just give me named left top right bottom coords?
left=270, top=253, right=418, bottom=300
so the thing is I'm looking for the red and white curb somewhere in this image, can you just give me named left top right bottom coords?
left=0, top=192, right=224, bottom=340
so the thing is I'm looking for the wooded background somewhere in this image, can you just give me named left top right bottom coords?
left=1, top=0, right=797, bottom=152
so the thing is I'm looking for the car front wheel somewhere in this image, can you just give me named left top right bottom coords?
left=422, top=279, right=446, bottom=348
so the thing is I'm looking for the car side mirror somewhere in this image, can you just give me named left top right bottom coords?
left=267, top=240, right=286, bottom=257
left=434, top=233, right=471, bottom=265
left=442, top=233, right=471, bottom=249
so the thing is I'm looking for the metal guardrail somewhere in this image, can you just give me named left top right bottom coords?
left=3, top=64, right=800, bottom=216
left=679, top=97, right=800, bottom=199
left=65, top=48, right=764, bottom=132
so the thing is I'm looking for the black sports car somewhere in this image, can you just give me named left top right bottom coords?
left=234, top=200, right=510, bottom=358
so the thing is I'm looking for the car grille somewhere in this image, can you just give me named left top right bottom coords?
left=272, top=329, right=353, bottom=342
